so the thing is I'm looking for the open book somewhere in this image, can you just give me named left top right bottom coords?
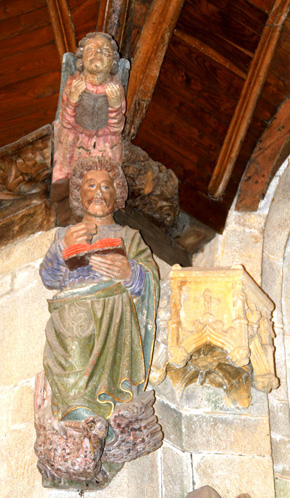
left=62, top=238, right=125, bottom=270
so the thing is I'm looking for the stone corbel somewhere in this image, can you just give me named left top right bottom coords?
left=150, top=265, right=278, bottom=408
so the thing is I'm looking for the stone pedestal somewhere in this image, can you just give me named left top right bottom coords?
left=152, top=265, right=278, bottom=408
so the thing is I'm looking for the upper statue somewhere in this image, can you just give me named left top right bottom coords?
left=52, top=32, right=125, bottom=184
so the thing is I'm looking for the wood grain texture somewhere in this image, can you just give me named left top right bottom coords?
left=174, top=30, right=247, bottom=79
left=236, top=96, right=290, bottom=211
left=0, top=25, right=55, bottom=60
left=46, top=0, right=77, bottom=60
left=69, top=0, right=101, bottom=42
left=179, top=183, right=228, bottom=233
left=208, top=0, right=290, bottom=199
left=0, top=93, right=59, bottom=148
left=97, top=0, right=134, bottom=50
left=176, top=0, right=261, bottom=55
left=0, top=5, right=51, bottom=41
left=0, top=0, right=47, bottom=21
left=247, top=0, right=275, bottom=12
left=0, top=42, right=60, bottom=87
left=125, top=0, right=185, bottom=138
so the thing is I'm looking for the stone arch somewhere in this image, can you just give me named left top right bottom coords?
left=262, top=159, right=290, bottom=485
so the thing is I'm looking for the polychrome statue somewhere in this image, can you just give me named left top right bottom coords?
left=52, top=32, right=125, bottom=184
left=35, top=157, right=162, bottom=489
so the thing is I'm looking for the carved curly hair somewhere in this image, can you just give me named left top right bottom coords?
left=75, top=32, right=119, bottom=75
left=70, top=157, right=128, bottom=216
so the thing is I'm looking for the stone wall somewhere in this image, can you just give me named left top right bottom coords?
left=2, top=151, right=290, bottom=498
left=192, top=158, right=290, bottom=496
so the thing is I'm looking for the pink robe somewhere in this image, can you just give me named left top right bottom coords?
left=52, top=73, right=125, bottom=183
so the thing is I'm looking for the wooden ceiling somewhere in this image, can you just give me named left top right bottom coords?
left=1, top=0, right=290, bottom=237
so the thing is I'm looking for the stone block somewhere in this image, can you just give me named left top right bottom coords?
left=0, top=380, right=34, bottom=439
left=226, top=211, right=266, bottom=233
left=0, top=273, right=12, bottom=296
left=269, top=397, right=290, bottom=438
left=283, top=335, right=290, bottom=403
left=271, top=435, right=290, bottom=478
left=0, top=228, right=56, bottom=274
left=13, top=262, right=41, bottom=291
left=192, top=235, right=222, bottom=268
left=275, top=477, right=290, bottom=498
left=161, top=442, right=192, bottom=498
left=262, top=255, right=283, bottom=325
left=0, top=423, right=44, bottom=498
left=263, top=168, right=290, bottom=261
left=183, top=413, right=271, bottom=456
left=0, top=387, right=13, bottom=438
left=268, top=333, right=289, bottom=402
left=0, top=276, right=53, bottom=386
left=220, top=228, right=263, bottom=284
left=11, top=380, right=34, bottom=427
left=154, top=378, right=269, bottom=417
left=155, top=398, right=183, bottom=449
left=191, top=454, right=275, bottom=498
left=94, top=449, right=161, bottom=498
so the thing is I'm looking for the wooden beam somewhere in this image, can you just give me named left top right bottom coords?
left=208, top=0, right=290, bottom=199
left=46, top=0, right=77, bottom=62
left=125, top=0, right=185, bottom=139
left=236, top=96, right=290, bottom=211
left=114, top=206, right=193, bottom=266
left=174, top=29, right=247, bottom=80
left=97, top=0, right=133, bottom=50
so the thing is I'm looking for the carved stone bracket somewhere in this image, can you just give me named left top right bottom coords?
left=150, top=265, right=278, bottom=407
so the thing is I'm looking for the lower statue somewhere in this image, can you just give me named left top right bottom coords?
left=34, top=157, right=162, bottom=489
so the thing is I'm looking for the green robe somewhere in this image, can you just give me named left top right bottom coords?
left=43, top=226, right=159, bottom=420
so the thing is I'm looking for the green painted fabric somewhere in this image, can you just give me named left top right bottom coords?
left=44, top=227, right=159, bottom=420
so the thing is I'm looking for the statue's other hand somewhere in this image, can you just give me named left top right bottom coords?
left=89, top=254, right=131, bottom=281
left=63, top=222, right=97, bottom=248
left=105, top=82, right=122, bottom=108
left=69, top=76, right=86, bottom=103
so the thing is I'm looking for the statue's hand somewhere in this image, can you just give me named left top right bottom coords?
left=89, top=254, right=132, bottom=281
left=63, top=222, right=97, bottom=248
left=69, top=76, right=86, bottom=103
left=105, top=82, right=122, bottom=108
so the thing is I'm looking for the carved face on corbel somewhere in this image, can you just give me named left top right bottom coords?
left=82, top=37, right=115, bottom=78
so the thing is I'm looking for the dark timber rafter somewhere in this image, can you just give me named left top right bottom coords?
left=125, top=0, right=185, bottom=139
left=208, top=0, right=290, bottom=200
left=46, top=0, right=77, bottom=62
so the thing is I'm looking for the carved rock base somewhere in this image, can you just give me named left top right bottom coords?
left=34, top=372, right=163, bottom=490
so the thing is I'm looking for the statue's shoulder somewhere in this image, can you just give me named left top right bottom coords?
left=53, top=226, right=69, bottom=242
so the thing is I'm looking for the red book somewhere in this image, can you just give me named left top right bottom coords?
left=62, top=238, right=125, bottom=270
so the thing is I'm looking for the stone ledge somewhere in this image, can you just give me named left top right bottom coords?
left=192, top=453, right=275, bottom=498
left=0, top=229, right=56, bottom=275
left=155, top=398, right=272, bottom=456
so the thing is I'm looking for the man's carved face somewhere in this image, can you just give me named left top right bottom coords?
left=80, top=170, right=116, bottom=218
left=83, top=37, right=114, bottom=76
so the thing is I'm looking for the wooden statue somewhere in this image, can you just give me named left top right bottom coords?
left=52, top=32, right=125, bottom=184
left=35, top=157, right=162, bottom=489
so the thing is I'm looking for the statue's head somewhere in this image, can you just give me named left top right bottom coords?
left=76, top=32, right=119, bottom=76
left=70, top=157, right=128, bottom=217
